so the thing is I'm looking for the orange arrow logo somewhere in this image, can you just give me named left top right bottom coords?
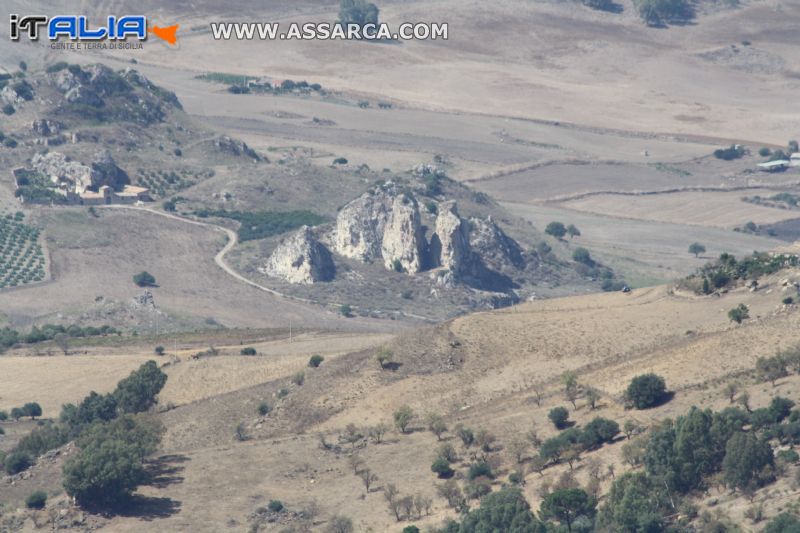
left=149, top=24, right=179, bottom=45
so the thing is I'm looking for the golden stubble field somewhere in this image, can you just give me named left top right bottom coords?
left=4, top=272, right=797, bottom=531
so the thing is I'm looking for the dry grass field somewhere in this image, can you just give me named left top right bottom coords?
left=3, top=0, right=800, bottom=530
left=1, top=272, right=791, bottom=531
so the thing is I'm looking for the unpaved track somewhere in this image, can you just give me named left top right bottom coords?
left=98, top=205, right=435, bottom=322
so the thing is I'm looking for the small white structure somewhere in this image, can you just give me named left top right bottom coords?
left=790, top=153, right=800, bottom=167
left=757, top=160, right=790, bottom=172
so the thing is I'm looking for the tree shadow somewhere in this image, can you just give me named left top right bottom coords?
left=115, top=495, right=182, bottom=520
left=381, top=361, right=403, bottom=371
left=146, top=454, right=188, bottom=489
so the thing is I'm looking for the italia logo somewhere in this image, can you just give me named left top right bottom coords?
left=9, top=15, right=178, bottom=45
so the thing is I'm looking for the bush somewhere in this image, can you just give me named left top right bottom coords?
left=5, top=451, right=33, bottom=474
left=728, top=304, right=750, bottom=324
left=432, top=457, right=454, bottom=478
left=713, top=144, right=746, bottom=160
left=333, top=157, right=348, bottom=165
left=240, top=347, right=257, bottom=356
left=625, top=374, right=667, bottom=409
left=257, top=402, right=271, bottom=416
left=548, top=407, right=570, bottom=429
left=308, top=354, right=324, bottom=367
left=467, top=460, right=494, bottom=480
left=291, top=371, right=305, bottom=386
left=154, top=345, right=165, bottom=356
left=759, top=147, right=772, bottom=157
left=580, top=417, right=620, bottom=449
left=572, top=247, right=593, bottom=266
left=268, top=500, right=284, bottom=512
left=339, top=304, right=353, bottom=317
left=132, top=271, right=157, bottom=287
left=2, top=104, right=15, bottom=115
left=25, top=491, right=47, bottom=509
left=545, top=221, right=567, bottom=239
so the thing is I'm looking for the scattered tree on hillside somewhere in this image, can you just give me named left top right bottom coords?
left=132, top=271, right=157, bottom=287
left=549, top=407, right=571, bottom=430
left=393, top=405, right=415, bottom=434
left=540, top=488, right=597, bottom=532
left=634, top=0, right=693, bottom=25
left=688, top=242, right=706, bottom=258
left=545, top=221, right=567, bottom=239
left=426, top=412, right=447, bottom=440
left=566, top=224, right=581, bottom=239
left=339, top=0, right=379, bottom=31
left=113, top=360, right=167, bottom=414
left=325, top=515, right=354, bottom=533
left=756, top=355, right=788, bottom=386
left=722, top=432, right=775, bottom=492
left=625, top=373, right=667, bottom=409
left=561, top=371, right=580, bottom=409
left=22, top=402, right=42, bottom=420
left=728, top=304, right=750, bottom=324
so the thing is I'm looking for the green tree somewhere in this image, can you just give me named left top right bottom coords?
left=756, top=355, right=788, bottom=386
left=625, top=374, right=667, bottom=409
left=457, top=488, right=545, bottom=532
left=545, top=221, right=567, bottom=239
left=597, top=472, right=668, bottom=532
left=634, top=0, right=692, bottom=25
left=10, top=407, right=24, bottom=420
left=426, top=412, right=447, bottom=440
left=308, top=354, right=324, bottom=367
left=549, top=407, right=570, bottom=429
left=540, top=488, right=597, bottom=532
left=431, top=457, right=454, bottom=478
left=339, top=0, right=379, bottom=30
left=63, top=438, right=148, bottom=507
left=688, top=242, right=706, bottom=258
left=579, top=417, right=620, bottom=450
left=25, top=491, right=47, bottom=509
left=5, top=451, right=33, bottom=474
left=722, top=432, right=774, bottom=492
left=394, top=405, right=415, bottom=433
left=572, top=247, right=593, bottom=266
left=113, top=361, right=167, bottom=414
left=22, top=402, right=42, bottom=420
left=764, top=512, right=800, bottom=533
left=566, top=224, right=581, bottom=239
left=132, top=271, right=156, bottom=287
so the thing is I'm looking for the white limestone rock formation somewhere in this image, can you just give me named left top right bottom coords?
left=262, top=226, right=335, bottom=284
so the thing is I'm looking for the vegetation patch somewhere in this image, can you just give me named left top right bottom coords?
left=0, top=212, right=47, bottom=288
left=193, top=208, right=325, bottom=241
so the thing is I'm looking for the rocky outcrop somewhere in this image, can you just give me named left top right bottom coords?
left=90, top=150, right=129, bottom=191
left=333, top=183, right=397, bottom=262
left=31, top=152, right=95, bottom=193
left=262, top=226, right=335, bottom=284
left=381, top=195, right=426, bottom=273
left=213, top=136, right=264, bottom=161
left=469, top=216, right=525, bottom=271
left=31, top=119, right=63, bottom=137
left=431, top=201, right=471, bottom=276
left=31, top=150, right=129, bottom=193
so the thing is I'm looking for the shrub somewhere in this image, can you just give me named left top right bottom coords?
left=728, top=304, right=750, bottom=324
left=580, top=417, right=620, bottom=450
left=2, top=104, right=15, bottom=115
left=154, top=345, right=165, bottom=356
left=625, top=374, right=667, bottom=409
left=132, top=271, right=157, bottom=287
left=5, top=451, right=33, bottom=474
left=572, top=247, right=593, bottom=266
left=765, top=513, right=800, bottom=533
left=545, top=221, right=567, bottom=239
left=291, top=371, right=305, bottom=386
left=759, top=147, right=772, bottom=157
left=308, top=354, right=324, bottom=367
left=257, top=402, right=271, bottom=416
left=549, top=407, right=570, bottom=429
left=784, top=297, right=795, bottom=305
left=431, top=457, right=454, bottom=478
left=25, top=491, right=47, bottom=509
left=713, top=144, right=746, bottom=160
left=333, top=157, right=348, bottom=165
left=268, top=500, right=284, bottom=512
left=339, top=304, right=353, bottom=317
left=467, top=461, right=494, bottom=480
left=240, top=347, right=257, bottom=356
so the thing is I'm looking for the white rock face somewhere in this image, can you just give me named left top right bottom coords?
left=262, top=226, right=335, bottom=284
left=469, top=216, right=525, bottom=270
left=433, top=201, right=471, bottom=276
left=381, top=195, right=426, bottom=273
left=333, top=184, right=395, bottom=262
left=31, top=152, right=96, bottom=193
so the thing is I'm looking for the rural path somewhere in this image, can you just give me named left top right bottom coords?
left=98, top=205, right=435, bottom=322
